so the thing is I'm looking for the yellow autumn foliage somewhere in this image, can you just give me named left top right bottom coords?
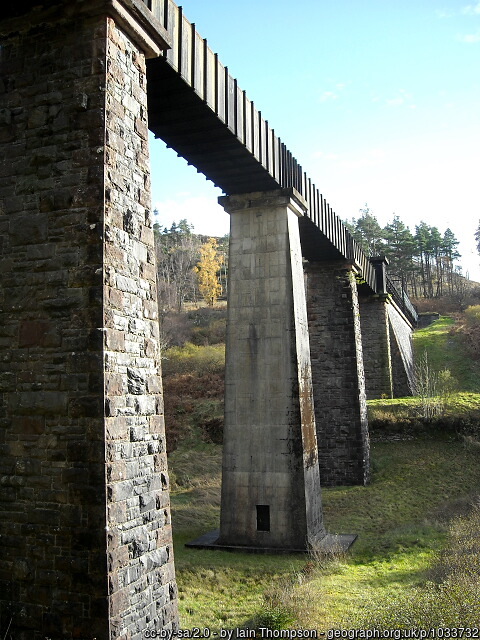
left=195, top=237, right=223, bottom=306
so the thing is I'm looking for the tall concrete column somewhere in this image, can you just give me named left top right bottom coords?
left=0, top=3, right=178, bottom=638
left=304, top=261, right=370, bottom=487
left=218, top=189, right=325, bottom=550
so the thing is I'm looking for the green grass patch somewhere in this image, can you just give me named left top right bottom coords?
left=163, top=314, right=480, bottom=630
left=413, top=316, right=480, bottom=392
left=168, top=437, right=480, bottom=630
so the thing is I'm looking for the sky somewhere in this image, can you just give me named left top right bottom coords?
left=150, top=0, right=480, bottom=282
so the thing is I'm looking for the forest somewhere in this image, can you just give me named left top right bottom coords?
left=154, top=218, right=229, bottom=311
left=154, top=210, right=480, bottom=324
left=344, top=208, right=480, bottom=299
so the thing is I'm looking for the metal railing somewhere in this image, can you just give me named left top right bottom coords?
left=386, top=277, right=418, bottom=326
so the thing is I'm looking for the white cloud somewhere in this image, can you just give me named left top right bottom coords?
left=385, top=89, right=416, bottom=108
left=458, top=30, right=480, bottom=42
left=462, top=2, right=480, bottom=15
left=311, top=147, right=386, bottom=171
left=318, top=82, right=347, bottom=103
left=386, top=97, right=406, bottom=107
left=436, top=8, right=455, bottom=18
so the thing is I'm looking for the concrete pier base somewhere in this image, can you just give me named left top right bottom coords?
left=186, top=530, right=357, bottom=554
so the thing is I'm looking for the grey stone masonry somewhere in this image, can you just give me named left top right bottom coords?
left=0, top=2, right=178, bottom=638
left=304, top=261, right=370, bottom=487
left=218, top=189, right=326, bottom=550
left=358, top=295, right=394, bottom=400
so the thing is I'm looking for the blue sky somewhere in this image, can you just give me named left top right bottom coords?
left=150, top=0, right=480, bottom=281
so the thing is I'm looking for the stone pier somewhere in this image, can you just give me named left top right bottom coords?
left=358, top=295, right=394, bottom=400
left=359, top=257, right=414, bottom=399
left=0, top=2, right=178, bottom=637
left=217, top=189, right=326, bottom=551
left=304, top=260, right=370, bottom=487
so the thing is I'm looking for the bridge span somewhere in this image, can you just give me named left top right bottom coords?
left=0, top=0, right=417, bottom=637
left=144, top=0, right=378, bottom=291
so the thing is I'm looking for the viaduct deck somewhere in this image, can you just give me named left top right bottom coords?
left=143, top=0, right=378, bottom=289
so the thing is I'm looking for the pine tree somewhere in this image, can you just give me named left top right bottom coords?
left=475, top=221, right=480, bottom=256
left=347, top=206, right=385, bottom=256
left=195, top=237, right=223, bottom=307
left=415, top=222, right=435, bottom=298
left=441, top=228, right=461, bottom=295
left=383, top=215, right=416, bottom=292
left=355, top=206, right=385, bottom=256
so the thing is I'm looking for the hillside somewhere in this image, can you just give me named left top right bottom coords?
left=163, top=309, right=480, bottom=630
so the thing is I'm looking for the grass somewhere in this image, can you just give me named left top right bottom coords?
left=413, top=315, right=480, bottom=392
left=169, top=437, right=480, bottom=630
left=165, top=313, right=480, bottom=630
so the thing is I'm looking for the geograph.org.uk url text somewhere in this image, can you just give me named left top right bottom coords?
left=325, top=630, right=480, bottom=640
left=143, top=628, right=480, bottom=640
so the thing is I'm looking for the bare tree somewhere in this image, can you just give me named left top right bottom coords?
left=154, top=219, right=201, bottom=312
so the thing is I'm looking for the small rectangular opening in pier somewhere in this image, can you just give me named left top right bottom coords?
left=256, top=505, right=270, bottom=531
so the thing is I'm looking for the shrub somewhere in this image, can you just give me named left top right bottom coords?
left=187, top=307, right=227, bottom=345
left=451, top=305, right=480, bottom=361
left=190, top=318, right=226, bottom=346
left=464, top=304, right=480, bottom=327
left=410, top=351, right=457, bottom=420
left=163, top=373, right=224, bottom=452
left=252, top=580, right=300, bottom=630
left=162, top=342, right=225, bottom=377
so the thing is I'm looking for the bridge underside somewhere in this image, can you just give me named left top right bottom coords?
left=147, top=58, right=279, bottom=195
left=147, top=57, right=349, bottom=263
left=0, top=1, right=417, bottom=637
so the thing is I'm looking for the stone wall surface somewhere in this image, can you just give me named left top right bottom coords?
left=0, top=4, right=177, bottom=638
left=387, top=303, right=415, bottom=397
left=358, top=295, right=393, bottom=399
left=305, top=261, right=370, bottom=487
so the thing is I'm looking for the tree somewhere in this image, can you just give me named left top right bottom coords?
left=383, top=215, right=416, bottom=292
left=154, top=218, right=201, bottom=311
left=195, top=237, right=223, bottom=307
left=441, top=228, right=461, bottom=295
left=476, top=221, right=480, bottom=256
left=347, top=205, right=385, bottom=256
left=414, top=222, right=436, bottom=298
left=343, top=207, right=468, bottom=300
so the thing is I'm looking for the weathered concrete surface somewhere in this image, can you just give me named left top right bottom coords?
left=218, top=189, right=326, bottom=550
left=0, top=2, right=178, bottom=638
left=186, top=528, right=357, bottom=554
left=305, top=261, right=370, bottom=487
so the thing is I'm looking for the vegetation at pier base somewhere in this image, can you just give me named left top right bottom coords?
left=163, top=306, right=480, bottom=632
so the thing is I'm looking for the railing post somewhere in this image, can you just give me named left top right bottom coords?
left=369, top=255, right=389, bottom=294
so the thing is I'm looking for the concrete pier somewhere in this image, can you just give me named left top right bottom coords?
left=217, top=189, right=326, bottom=550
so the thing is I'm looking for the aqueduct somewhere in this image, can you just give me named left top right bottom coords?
left=0, top=0, right=416, bottom=637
